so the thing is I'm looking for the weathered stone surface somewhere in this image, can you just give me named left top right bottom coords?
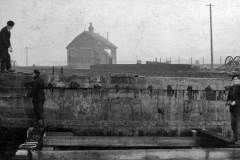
left=42, top=136, right=196, bottom=147
left=0, top=74, right=233, bottom=137
left=31, top=148, right=240, bottom=160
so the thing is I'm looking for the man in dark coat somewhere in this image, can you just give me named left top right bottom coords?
left=227, top=75, right=240, bottom=143
left=28, top=69, right=45, bottom=126
left=0, top=20, right=14, bottom=72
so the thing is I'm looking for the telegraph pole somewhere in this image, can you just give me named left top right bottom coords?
left=25, top=46, right=28, bottom=66
left=206, top=3, right=214, bottom=69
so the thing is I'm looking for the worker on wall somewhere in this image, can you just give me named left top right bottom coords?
left=28, top=69, right=45, bottom=127
left=0, top=20, right=15, bottom=72
left=227, top=75, right=240, bottom=143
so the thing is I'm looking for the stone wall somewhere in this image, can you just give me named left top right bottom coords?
left=0, top=74, right=233, bottom=137
left=146, top=77, right=230, bottom=90
left=42, top=88, right=231, bottom=137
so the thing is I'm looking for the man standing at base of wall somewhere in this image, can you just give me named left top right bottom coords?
left=227, top=75, right=240, bottom=143
left=28, top=69, right=45, bottom=127
left=0, top=20, right=15, bottom=72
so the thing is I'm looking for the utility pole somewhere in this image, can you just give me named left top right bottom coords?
left=25, top=46, right=28, bottom=66
left=206, top=3, right=214, bottom=69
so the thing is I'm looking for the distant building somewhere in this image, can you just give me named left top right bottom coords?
left=66, top=23, right=117, bottom=69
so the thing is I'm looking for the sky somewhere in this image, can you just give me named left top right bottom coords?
left=1, top=0, right=240, bottom=65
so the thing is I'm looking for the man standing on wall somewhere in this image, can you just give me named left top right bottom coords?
left=28, top=69, right=45, bottom=127
left=227, top=75, right=240, bottom=143
left=0, top=20, right=15, bottom=72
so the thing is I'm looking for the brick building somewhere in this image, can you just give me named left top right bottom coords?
left=66, top=23, right=117, bottom=69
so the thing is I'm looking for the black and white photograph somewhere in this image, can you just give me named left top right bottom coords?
left=1, top=0, right=240, bottom=159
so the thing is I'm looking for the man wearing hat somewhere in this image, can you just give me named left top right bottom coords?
left=28, top=69, right=45, bottom=127
left=227, top=75, right=240, bottom=143
left=0, top=20, right=15, bottom=72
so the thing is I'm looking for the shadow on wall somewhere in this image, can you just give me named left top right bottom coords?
left=162, top=84, right=228, bottom=101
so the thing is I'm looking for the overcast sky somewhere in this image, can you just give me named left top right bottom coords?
left=1, top=0, right=240, bottom=65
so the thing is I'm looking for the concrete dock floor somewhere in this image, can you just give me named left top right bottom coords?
left=31, top=148, right=240, bottom=160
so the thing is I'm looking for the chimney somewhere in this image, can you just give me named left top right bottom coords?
left=88, top=22, right=94, bottom=33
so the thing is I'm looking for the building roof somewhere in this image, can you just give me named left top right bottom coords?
left=66, top=31, right=117, bottom=49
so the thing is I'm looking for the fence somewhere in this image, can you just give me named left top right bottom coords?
left=144, top=56, right=225, bottom=65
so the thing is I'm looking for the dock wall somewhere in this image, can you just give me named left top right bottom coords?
left=0, top=75, right=233, bottom=137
